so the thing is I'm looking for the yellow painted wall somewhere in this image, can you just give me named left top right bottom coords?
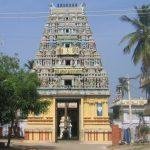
left=83, top=97, right=109, bottom=119
left=25, top=96, right=111, bottom=143
left=25, top=97, right=56, bottom=142
left=80, top=96, right=111, bottom=143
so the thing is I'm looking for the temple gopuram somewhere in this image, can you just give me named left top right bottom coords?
left=25, top=3, right=112, bottom=143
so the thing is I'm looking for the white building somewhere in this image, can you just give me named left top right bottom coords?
left=110, top=99, right=150, bottom=142
left=111, top=99, right=149, bottom=127
left=0, top=120, right=27, bottom=137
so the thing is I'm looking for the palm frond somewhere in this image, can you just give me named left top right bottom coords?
left=24, top=60, right=34, bottom=70
left=135, top=5, right=150, bottom=27
left=121, top=31, right=141, bottom=54
left=118, top=78, right=128, bottom=98
left=119, top=32, right=136, bottom=44
left=120, top=15, right=143, bottom=29
left=120, top=4, right=149, bottom=69
left=141, top=60, right=149, bottom=73
left=132, top=40, right=143, bottom=64
left=142, top=39, right=150, bottom=67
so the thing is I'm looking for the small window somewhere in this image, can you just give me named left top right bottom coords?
left=66, top=29, right=69, bottom=33
left=65, top=43, right=70, bottom=48
left=97, top=103, right=102, bottom=116
left=66, top=17, right=69, bottom=20
left=64, top=80, right=72, bottom=87
left=90, top=59, right=95, bottom=66
left=65, top=60, right=71, bottom=66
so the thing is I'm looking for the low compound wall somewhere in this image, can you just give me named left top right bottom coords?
left=111, top=125, right=122, bottom=145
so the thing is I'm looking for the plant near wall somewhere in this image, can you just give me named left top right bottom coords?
left=140, top=125, right=150, bottom=135
left=136, top=112, right=150, bottom=143
left=0, top=53, right=50, bottom=148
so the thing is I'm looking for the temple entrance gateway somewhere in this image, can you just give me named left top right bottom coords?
left=25, top=3, right=112, bottom=144
left=56, top=99, right=79, bottom=140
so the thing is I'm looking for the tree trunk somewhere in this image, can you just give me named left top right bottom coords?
left=7, top=119, right=14, bottom=148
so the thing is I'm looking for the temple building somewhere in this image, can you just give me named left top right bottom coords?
left=25, top=3, right=111, bottom=143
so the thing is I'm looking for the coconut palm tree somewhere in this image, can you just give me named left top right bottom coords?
left=120, top=5, right=150, bottom=70
left=118, top=77, right=128, bottom=98
left=24, top=59, right=34, bottom=70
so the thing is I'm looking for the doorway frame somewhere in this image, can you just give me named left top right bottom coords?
left=55, top=98, right=81, bottom=141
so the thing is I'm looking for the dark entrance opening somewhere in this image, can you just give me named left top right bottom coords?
left=65, top=60, right=71, bottom=66
left=56, top=99, right=79, bottom=140
left=65, top=43, right=70, bottom=48
left=64, top=80, right=72, bottom=87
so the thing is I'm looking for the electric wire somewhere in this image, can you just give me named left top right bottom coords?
left=0, top=8, right=148, bottom=15
left=0, top=8, right=147, bottom=99
left=0, top=9, right=149, bottom=19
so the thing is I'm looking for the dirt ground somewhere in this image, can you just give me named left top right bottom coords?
left=0, top=139, right=150, bottom=150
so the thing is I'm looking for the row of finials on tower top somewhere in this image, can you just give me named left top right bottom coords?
left=50, top=3, right=86, bottom=8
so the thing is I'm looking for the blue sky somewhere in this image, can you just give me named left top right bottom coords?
left=0, top=0, right=149, bottom=101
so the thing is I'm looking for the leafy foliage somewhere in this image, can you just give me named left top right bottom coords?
left=0, top=53, right=50, bottom=147
left=112, top=105, right=121, bottom=119
left=120, top=5, right=150, bottom=70
left=140, top=126, right=150, bottom=134
left=118, top=77, right=128, bottom=98
left=24, top=59, right=34, bottom=70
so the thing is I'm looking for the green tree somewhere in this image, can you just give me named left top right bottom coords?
left=136, top=112, right=150, bottom=142
left=24, top=59, right=34, bottom=70
left=120, top=5, right=150, bottom=70
left=118, top=77, right=128, bottom=98
left=0, top=53, right=49, bottom=147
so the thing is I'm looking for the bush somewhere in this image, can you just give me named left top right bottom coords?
left=140, top=126, right=150, bottom=135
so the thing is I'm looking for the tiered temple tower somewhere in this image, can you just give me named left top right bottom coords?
left=25, top=3, right=112, bottom=143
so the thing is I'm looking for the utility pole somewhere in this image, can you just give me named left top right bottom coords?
left=120, top=75, right=140, bottom=124
left=127, top=77, right=132, bottom=125
left=119, top=75, right=140, bottom=143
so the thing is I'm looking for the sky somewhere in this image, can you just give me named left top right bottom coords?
left=0, top=0, right=149, bottom=102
